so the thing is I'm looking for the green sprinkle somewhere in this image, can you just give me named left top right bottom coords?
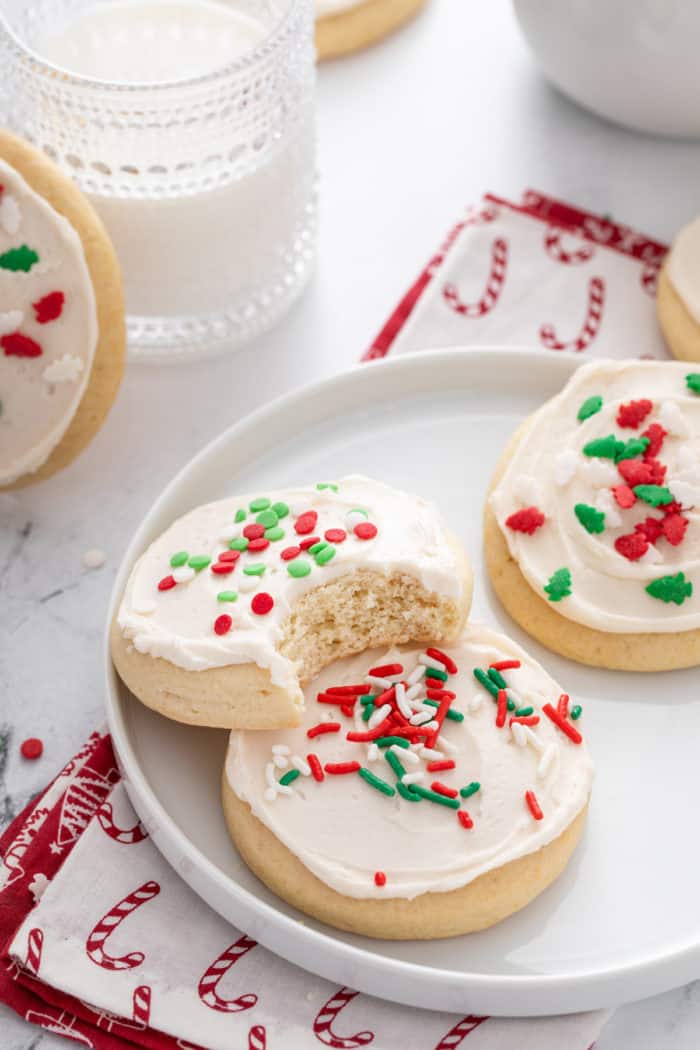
left=515, top=706, right=534, bottom=717
left=360, top=694, right=378, bottom=706
left=256, top=509, right=278, bottom=528
left=544, top=567, right=572, bottom=602
left=645, top=572, right=693, bottom=605
left=244, top=563, right=266, bottom=576
left=375, top=735, right=409, bottom=748
left=460, top=781, right=481, bottom=799
left=272, top=501, right=290, bottom=519
left=216, top=589, right=239, bottom=605
left=425, top=667, right=448, bottom=682
left=234, top=508, right=246, bottom=523
left=170, top=550, right=188, bottom=567
left=685, top=373, right=700, bottom=395
left=315, top=545, right=336, bottom=566
left=249, top=497, right=271, bottom=512
left=309, top=542, right=327, bottom=555
left=423, top=699, right=464, bottom=722
left=616, top=436, right=650, bottom=462
left=349, top=507, right=368, bottom=519
left=279, top=769, right=300, bottom=786
left=229, top=537, right=249, bottom=551
left=582, top=434, right=623, bottom=460
left=574, top=503, right=606, bottom=534
left=0, top=244, right=39, bottom=272
left=570, top=705, right=582, bottom=720
left=473, top=668, right=499, bottom=699
left=408, top=784, right=460, bottom=809
left=316, top=482, right=338, bottom=492
left=265, top=526, right=285, bottom=541
left=361, top=702, right=375, bottom=723
left=577, top=395, right=603, bottom=421
left=188, top=554, right=211, bottom=571
left=287, top=559, right=311, bottom=578
left=384, top=750, right=406, bottom=779
left=358, top=767, right=395, bottom=796
left=507, top=698, right=516, bottom=711
left=487, top=667, right=507, bottom=689
left=633, top=484, right=674, bottom=507
left=397, top=782, right=422, bottom=802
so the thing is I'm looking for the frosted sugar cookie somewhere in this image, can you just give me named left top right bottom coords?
left=658, top=217, right=700, bottom=362
left=315, top=0, right=425, bottom=60
left=486, top=359, right=700, bottom=670
left=112, top=475, right=472, bottom=729
left=0, top=130, right=125, bottom=489
left=222, top=625, right=592, bottom=939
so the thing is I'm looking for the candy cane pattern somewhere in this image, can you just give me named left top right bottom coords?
left=198, top=935, right=258, bottom=1012
left=539, top=276, right=605, bottom=352
left=443, top=238, right=508, bottom=318
left=313, top=988, right=374, bottom=1048
left=96, top=801, right=148, bottom=845
left=86, top=880, right=160, bottom=970
left=25, top=1008, right=94, bottom=1046
left=132, top=985, right=152, bottom=1027
left=640, top=245, right=665, bottom=297
left=25, top=926, right=43, bottom=976
left=249, top=1025, right=267, bottom=1050
left=434, top=1015, right=489, bottom=1049
left=544, top=225, right=594, bottom=265
left=1, top=805, right=50, bottom=889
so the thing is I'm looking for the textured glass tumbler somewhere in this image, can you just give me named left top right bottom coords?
left=0, top=0, right=317, bottom=360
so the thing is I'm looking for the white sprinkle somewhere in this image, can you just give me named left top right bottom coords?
left=554, top=448, right=579, bottom=486
left=401, top=771, right=425, bottom=785
left=272, top=744, right=291, bottom=755
left=580, top=459, right=619, bottom=487
left=594, top=487, right=622, bottom=528
left=418, top=654, right=444, bottom=672
left=523, top=727, right=544, bottom=752
left=639, top=544, right=663, bottom=565
left=511, top=721, right=527, bottom=747
left=437, top=734, right=457, bottom=753
left=132, top=598, right=157, bottom=615
left=537, top=744, right=557, bottom=779
left=367, top=744, right=380, bottom=763
left=273, top=754, right=289, bottom=770
left=219, top=526, right=239, bottom=542
left=395, top=682, right=412, bottom=718
left=238, top=574, right=260, bottom=592
left=419, top=746, right=443, bottom=761
left=669, top=479, right=699, bottom=507
left=366, top=674, right=394, bottom=690
left=0, top=193, right=21, bottom=235
left=43, top=354, right=84, bottom=384
left=276, top=783, right=293, bottom=796
left=345, top=508, right=368, bottom=530
left=659, top=399, right=690, bottom=437
left=292, top=755, right=311, bottom=776
left=393, top=745, right=419, bottom=765
left=0, top=309, right=23, bottom=336
left=172, top=566, right=196, bottom=584
left=410, top=710, right=435, bottom=726
left=405, top=683, right=423, bottom=701
left=265, top=762, right=277, bottom=787
left=677, top=445, right=697, bottom=470
left=513, top=473, right=543, bottom=505
left=82, top=547, right=106, bottom=570
left=368, top=703, right=392, bottom=729
left=407, top=665, right=426, bottom=685
left=468, top=694, right=483, bottom=713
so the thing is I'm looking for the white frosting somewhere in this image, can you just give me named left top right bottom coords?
left=225, top=624, right=593, bottom=900
left=0, top=160, right=98, bottom=485
left=491, top=360, right=700, bottom=633
left=118, top=476, right=464, bottom=691
left=667, top=214, right=700, bottom=325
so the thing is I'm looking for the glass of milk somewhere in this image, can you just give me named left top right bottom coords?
left=0, top=0, right=317, bottom=359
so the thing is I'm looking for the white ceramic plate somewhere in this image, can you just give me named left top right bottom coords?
left=105, top=348, right=700, bottom=1017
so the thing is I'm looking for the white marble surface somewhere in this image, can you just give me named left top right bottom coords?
left=2, top=1, right=700, bottom=1046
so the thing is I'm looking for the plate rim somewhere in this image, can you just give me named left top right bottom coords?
left=104, top=346, right=700, bottom=1016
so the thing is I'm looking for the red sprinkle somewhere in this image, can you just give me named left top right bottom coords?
left=211, top=562, right=235, bottom=575
left=346, top=722, right=395, bottom=743
left=307, top=722, right=341, bottom=739
left=616, top=398, right=653, bottom=429
left=427, top=759, right=456, bottom=773
left=218, top=550, right=240, bottom=563
left=458, top=810, right=474, bottom=830
left=614, top=532, right=649, bottom=561
left=496, top=688, right=507, bottom=729
left=21, top=738, right=43, bottom=760
left=374, top=871, right=387, bottom=887
left=299, top=535, right=320, bottom=550
left=542, top=703, right=583, bottom=744
left=325, top=761, right=360, bottom=775
left=426, top=688, right=456, bottom=701
left=340, top=704, right=354, bottom=718
left=612, top=484, right=636, bottom=509
left=525, top=790, right=543, bottom=821
left=368, top=663, right=403, bottom=678
left=295, top=511, right=318, bottom=535
left=32, top=290, right=65, bottom=324
left=511, top=715, right=540, bottom=726
left=317, top=692, right=354, bottom=706
left=557, top=693, right=569, bottom=719
left=426, top=647, right=458, bottom=674
left=635, top=516, right=664, bottom=544
left=489, top=659, right=521, bottom=672
left=243, top=523, right=265, bottom=540
left=214, top=614, right=232, bottom=635
left=505, top=506, right=546, bottom=535
left=251, top=592, right=274, bottom=615
left=325, top=684, right=372, bottom=696
left=617, top=458, right=666, bottom=487
left=642, top=422, right=666, bottom=460
left=247, top=537, right=270, bottom=552
left=1, top=332, right=43, bottom=358
left=280, top=546, right=301, bottom=561
left=662, top=514, right=688, bottom=546
left=158, top=575, right=176, bottom=591
left=307, top=753, right=324, bottom=781
left=354, top=522, right=378, bottom=540
left=325, top=529, right=346, bottom=543
left=431, top=781, right=458, bottom=799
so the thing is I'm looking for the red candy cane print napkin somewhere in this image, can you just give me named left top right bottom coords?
left=365, top=190, right=669, bottom=361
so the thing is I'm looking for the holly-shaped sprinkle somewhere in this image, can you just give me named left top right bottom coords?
left=633, top=484, right=674, bottom=507
left=33, top=291, right=65, bottom=324
left=645, top=573, right=693, bottom=605
left=618, top=458, right=666, bottom=487
left=505, top=506, right=545, bottom=535
left=583, top=434, right=624, bottom=460
left=251, top=592, right=274, bottom=615
left=544, top=567, right=572, bottom=602
left=614, top=533, right=648, bottom=561
left=574, top=503, right=605, bottom=534
left=686, top=374, right=700, bottom=395
left=616, top=436, right=650, bottom=462
left=0, top=244, right=38, bottom=272
left=287, top=559, right=311, bottom=577
left=1, top=332, right=42, bottom=358
left=577, top=395, right=603, bottom=421
left=616, top=399, right=652, bottom=429
left=170, top=550, right=189, bottom=567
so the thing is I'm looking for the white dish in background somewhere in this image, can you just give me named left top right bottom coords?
left=105, top=348, right=700, bottom=1017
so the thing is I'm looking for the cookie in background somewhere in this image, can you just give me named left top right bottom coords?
left=316, top=0, right=425, bottom=60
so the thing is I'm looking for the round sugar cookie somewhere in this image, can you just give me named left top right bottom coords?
left=112, top=475, right=472, bottom=730
left=485, top=359, right=700, bottom=671
left=222, top=625, right=592, bottom=939
left=0, top=130, right=125, bottom=490
left=657, top=262, right=700, bottom=363
left=315, top=0, right=425, bottom=60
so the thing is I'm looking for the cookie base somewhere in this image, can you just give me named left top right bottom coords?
left=222, top=771, right=588, bottom=939
left=0, top=130, right=126, bottom=491
left=316, top=0, right=425, bottom=60
left=657, top=263, right=700, bottom=363
left=484, top=419, right=700, bottom=671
